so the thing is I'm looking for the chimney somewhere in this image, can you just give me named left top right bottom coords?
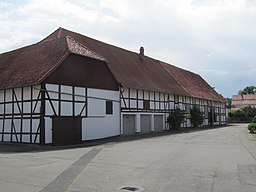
left=139, top=46, right=144, bottom=62
left=139, top=46, right=144, bottom=56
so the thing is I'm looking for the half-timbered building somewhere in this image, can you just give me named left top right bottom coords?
left=0, top=27, right=226, bottom=145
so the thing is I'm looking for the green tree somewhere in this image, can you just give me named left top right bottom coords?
left=190, top=107, right=204, bottom=127
left=238, top=86, right=256, bottom=95
left=167, top=108, right=186, bottom=129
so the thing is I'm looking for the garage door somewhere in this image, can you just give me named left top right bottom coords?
left=154, top=115, right=163, bottom=132
left=123, top=115, right=136, bottom=135
left=141, top=115, right=151, bottom=133
left=52, top=116, right=82, bottom=146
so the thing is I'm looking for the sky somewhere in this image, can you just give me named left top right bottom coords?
left=0, top=0, right=255, bottom=98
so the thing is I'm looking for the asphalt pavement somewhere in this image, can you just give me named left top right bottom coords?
left=0, top=124, right=256, bottom=192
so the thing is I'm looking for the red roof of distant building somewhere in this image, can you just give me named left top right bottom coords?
left=232, top=94, right=256, bottom=106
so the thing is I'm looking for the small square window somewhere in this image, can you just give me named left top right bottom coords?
left=106, top=101, right=113, bottom=114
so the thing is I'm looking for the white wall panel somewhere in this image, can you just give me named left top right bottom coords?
left=13, top=119, right=21, bottom=132
left=48, top=91, right=58, bottom=100
left=75, top=103, right=85, bottom=116
left=122, top=88, right=128, bottom=98
left=130, top=89, right=136, bottom=98
left=61, top=85, right=72, bottom=100
left=155, top=102, right=159, bottom=110
left=32, top=119, right=39, bottom=132
left=0, top=104, right=3, bottom=114
left=5, top=89, right=12, bottom=102
left=160, top=103, right=165, bottom=110
left=170, top=102, right=175, bottom=109
left=138, top=100, right=143, bottom=109
left=46, top=84, right=58, bottom=92
left=33, top=86, right=41, bottom=99
left=123, top=99, right=129, bottom=107
left=14, top=88, right=22, bottom=101
left=46, top=101, right=58, bottom=116
left=160, top=93, right=164, bottom=101
left=75, top=87, right=86, bottom=96
left=5, top=104, right=12, bottom=114
left=33, top=101, right=40, bottom=113
left=144, top=91, right=149, bottom=100
left=12, top=134, right=18, bottom=142
left=150, top=101, right=154, bottom=109
left=155, top=93, right=159, bottom=100
left=121, top=99, right=126, bottom=108
left=23, top=87, right=31, bottom=100
left=14, top=103, right=20, bottom=113
left=22, top=135, right=30, bottom=143
left=0, top=90, right=4, bottom=102
left=23, top=102, right=31, bottom=113
left=130, top=100, right=136, bottom=108
left=45, top=117, right=52, bottom=144
left=61, top=102, right=72, bottom=116
left=88, top=98, right=104, bottom=116
left=3, top=134, right=10, bottom=141
left=150, top=92, right=154, bottom=100
left=23, top=119, right=30, bottom=132
left=138, top=90, right=143, bottom=99
left=33, top=135, right=39, bottom=144
left=169, top=94, right=174, bottom=101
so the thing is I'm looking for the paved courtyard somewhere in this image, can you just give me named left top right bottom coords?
left=1, top=124, right=256, bottom=192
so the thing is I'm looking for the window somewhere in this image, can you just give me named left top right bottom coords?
left=106, top=101, right=113, bottom=114
left=143, top=100, right=150, bottom=110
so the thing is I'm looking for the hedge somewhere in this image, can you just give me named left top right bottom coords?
left=248, top=123, right=256, bottom=134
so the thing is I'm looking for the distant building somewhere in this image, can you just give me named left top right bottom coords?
left=0, top=27, right=226, bottom=145
left=231, top=94, right=256, bottom=108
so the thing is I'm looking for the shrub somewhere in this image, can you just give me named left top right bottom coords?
left=248, top=123, right=256, bottom=134
left=190, top=107, right=204, bottom=127
left=167, top=108, right=186, bottom=129
left=252, top=115, right=256, bottom=123
left=229, top=107, right=256, bottom=123
left=244, top=107, right=256, bottom=118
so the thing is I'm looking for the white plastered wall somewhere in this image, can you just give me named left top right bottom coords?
left=83, top=88, right=120, bottom=140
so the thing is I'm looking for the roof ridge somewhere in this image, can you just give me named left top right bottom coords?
left=51, top=27, right=161, bottom=60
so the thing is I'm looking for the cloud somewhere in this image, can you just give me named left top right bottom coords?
left=0, top=0, right=255, bottom=97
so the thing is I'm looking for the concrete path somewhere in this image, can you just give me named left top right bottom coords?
left=0, top=124, right=256, bottom=192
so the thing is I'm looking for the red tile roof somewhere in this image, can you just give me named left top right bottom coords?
left=0, top=27, right=225, bottom=103
left=41, top=27, right=225, bottom=102
left=232, top=94, right=256, bottom=106
left=161, top=62, right=225, bottom=102
left=0, top=36, right=107, bottom=89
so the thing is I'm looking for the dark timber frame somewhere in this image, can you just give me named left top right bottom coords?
left=120, top=87, right=226, bottom=127
left=0, top=86, right=42, bottom=144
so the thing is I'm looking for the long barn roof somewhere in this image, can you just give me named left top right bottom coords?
left=0, top=27, right=225, bottom=102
